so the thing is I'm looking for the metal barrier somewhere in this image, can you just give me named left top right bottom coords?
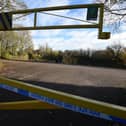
left=0, top=76, right=126, bottom=124
left=0, top=3, right=110, bottom=39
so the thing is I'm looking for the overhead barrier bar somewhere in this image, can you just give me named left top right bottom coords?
left=10, top=3, right=103, bottom=14
left=0, top=3, right=110, bottom=39
left=0, top=77, right=126, bottom=124
left=11, top=24, right=99, bottom=30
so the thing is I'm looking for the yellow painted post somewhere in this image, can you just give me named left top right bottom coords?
left=0, top=12, right=12, bottom=30
left=98, top=4, right=110, bottom=39
left=34, top=12, right=37, bottom=28
left=98, top=4, right=104, bottom=39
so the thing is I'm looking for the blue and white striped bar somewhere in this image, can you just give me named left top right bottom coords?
left=0, top=83, right=126, bottom=125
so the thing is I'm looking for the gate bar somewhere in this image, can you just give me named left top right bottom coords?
left=0, top=77, right=126, bottom=124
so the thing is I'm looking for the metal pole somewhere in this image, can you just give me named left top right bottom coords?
left=1, top=24, right=99, bottom=31
left=34, top=12, right=37, bottom=28
left=98, top=4, right=104, bottom=38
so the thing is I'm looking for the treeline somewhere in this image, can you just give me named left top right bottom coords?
left=29, top=43, right=126, bottom=69
left=0, top=0, right=33, bottom=60
left=1, top=31, right=126, bottom=69
left=0, top=31, right=33, bottom=60
left=0, top=0, right=126, bottom=69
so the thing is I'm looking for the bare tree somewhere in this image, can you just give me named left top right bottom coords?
left=95, top=0, right=126, bottom=30
left=0, top=1, right=34, bottom=58
left=0, top=0, right=27, bottom=12
left=106, top=43, right=124, bottom=63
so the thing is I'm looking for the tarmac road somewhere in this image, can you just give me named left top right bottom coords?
left=0, top=59, right=126, bottom=126
left=1, top=59, right=126, bottom=105
left=1, top=60, right=126, bottom=88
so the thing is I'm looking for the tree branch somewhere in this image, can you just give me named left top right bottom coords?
left=104, top=6, right=126, bottom=16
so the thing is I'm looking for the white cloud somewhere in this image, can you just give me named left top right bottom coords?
left=32, top=29, right=103, bottom=50
left=32, top=27, right=126, bottom=51
left=25, top=0, right=70, bottom=8
left=13, top=13, right=34, bottom=27
left=21, top=0, right=126, bottom=51
left=110, top=32, right=126, bottom=46
left=41, top=0, right=70, bottom=7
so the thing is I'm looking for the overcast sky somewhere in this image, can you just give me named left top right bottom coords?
left=19, top=0, right=126, bottom=50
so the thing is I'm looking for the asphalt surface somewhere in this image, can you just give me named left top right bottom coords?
left=0, top=59, right=126, bottom=126
left=0, top=109, right=111, bottom=126
left=1, top=59, right=126, bottom=105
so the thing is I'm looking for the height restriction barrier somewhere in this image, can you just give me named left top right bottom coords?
left=0, top=3, right=110, bottom=39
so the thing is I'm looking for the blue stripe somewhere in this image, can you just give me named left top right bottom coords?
left=110, top=116, right=126, bottom=124
left=18, top=89, right=29, bottom=96
left=0, top=83, right=126, bottom=125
